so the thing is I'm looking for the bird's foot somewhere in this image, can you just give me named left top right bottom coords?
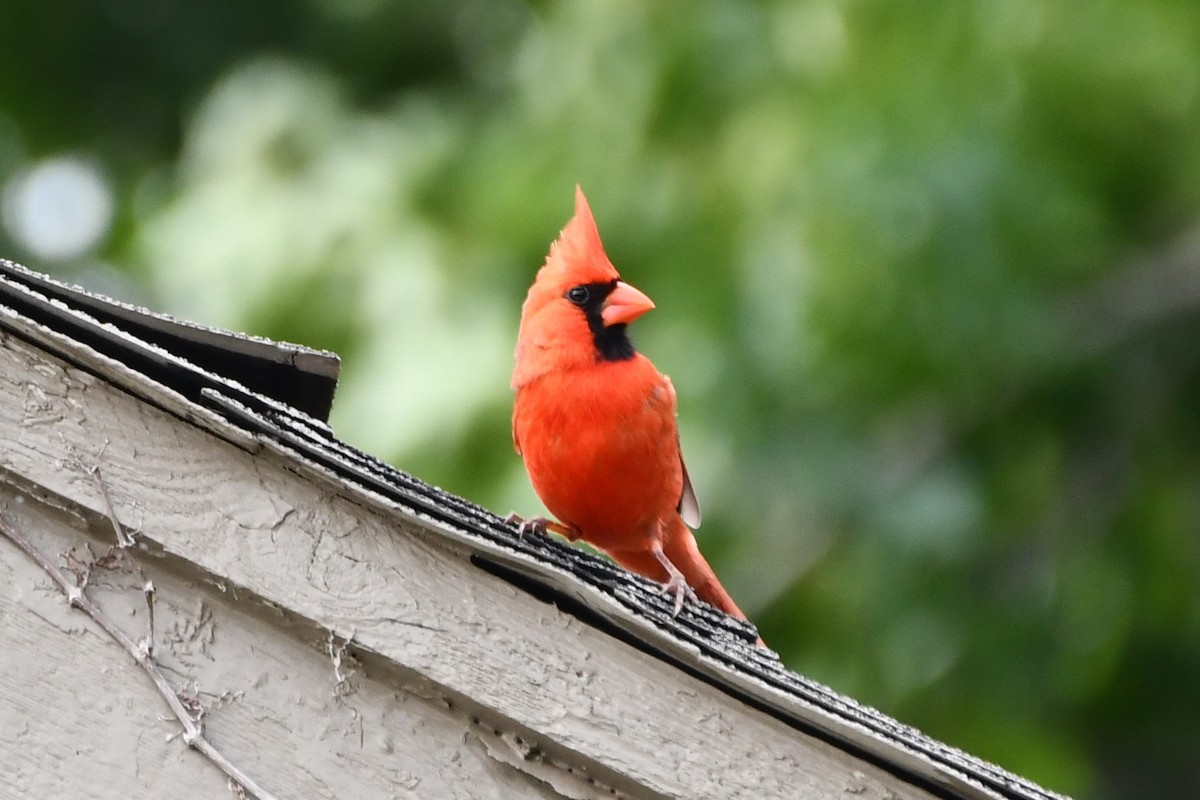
left=659, top=573, right=699, bottom=617
left=504, top=513, right=575, bottom=541
left=504, top=512, right=546, bottom=540
left=650, top=548, right=698, bottom=617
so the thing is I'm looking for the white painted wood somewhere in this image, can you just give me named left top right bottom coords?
left=0, top=325, right=940, bottom=799
left=0, top=486, right=585, bottom=799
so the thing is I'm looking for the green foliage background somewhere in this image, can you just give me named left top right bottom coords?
left=3, top=3, right=1198, bottom=796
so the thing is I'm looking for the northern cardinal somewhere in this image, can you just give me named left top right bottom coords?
left=510, top=186, right=754, bottom=634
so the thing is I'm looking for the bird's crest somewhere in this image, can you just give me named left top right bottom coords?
left=513, top=186, right=623, bottom=389
left=541, top=186, right=620, bottom=287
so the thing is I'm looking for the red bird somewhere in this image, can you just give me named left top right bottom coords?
left=510, top=186, right=753, bottom=632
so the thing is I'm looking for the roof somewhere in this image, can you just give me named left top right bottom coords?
left=0, top=258, right=1068, bottom=800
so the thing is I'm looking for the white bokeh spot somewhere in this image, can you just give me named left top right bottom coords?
left=3, top=156, right=113, bottom=260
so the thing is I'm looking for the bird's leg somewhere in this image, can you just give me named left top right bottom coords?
left=651, top=546, right=698, bottom=617
left=504, top=513, right=578, bottom=541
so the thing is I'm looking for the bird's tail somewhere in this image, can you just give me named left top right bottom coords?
left=606, top=518, right=763, bottom=645
left=663, top=518, right=749, bottom=622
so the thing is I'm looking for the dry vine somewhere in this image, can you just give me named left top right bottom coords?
left=0, top=512, right=279, bottom=800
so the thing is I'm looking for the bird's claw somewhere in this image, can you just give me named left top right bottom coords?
left=659, top=574, right=699, bottom=618
left=505, top=513, right=580, bottom=541
left=648, top=546, right=698, bottom=617
left=504, top=512, right=549, bottom=541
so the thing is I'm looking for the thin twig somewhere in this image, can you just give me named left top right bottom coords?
left=143, top=579, right=157, bottom=659
left=61, top=439, right=134, bottom=548
left=93, top=464, right=135, bottom=548
left=0, top=515, right=279, bottom=800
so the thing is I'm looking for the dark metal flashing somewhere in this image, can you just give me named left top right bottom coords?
left=0, top=259, right=340, bottom=421
left=0, top=259, right=1069, bottom=800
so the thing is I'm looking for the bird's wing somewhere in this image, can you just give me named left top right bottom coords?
left=678, top=454, right=702, bottom=528
left=662, top=374, right=701, bottom=528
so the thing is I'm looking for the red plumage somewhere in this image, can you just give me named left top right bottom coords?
left=511, top=187, right=753, bottom=634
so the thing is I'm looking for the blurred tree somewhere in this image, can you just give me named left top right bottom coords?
left=2, top=2, right=1198, bottom=797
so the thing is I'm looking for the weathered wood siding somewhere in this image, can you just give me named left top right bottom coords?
left=0, top=327, right=936, bottom=799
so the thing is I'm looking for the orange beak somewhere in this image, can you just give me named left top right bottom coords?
left=601, top=281, right=655, bottom=326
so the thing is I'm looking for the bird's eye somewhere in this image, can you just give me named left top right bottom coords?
left=566, top=286, right=589, bottom=306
